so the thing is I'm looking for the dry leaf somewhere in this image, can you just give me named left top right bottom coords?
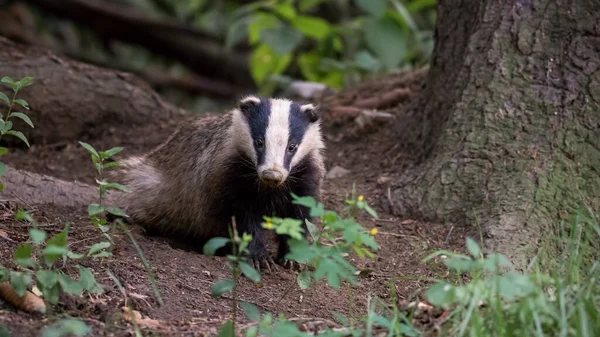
left=121, top=306, right=160, bottom=329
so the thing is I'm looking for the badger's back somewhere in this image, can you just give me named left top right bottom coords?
left=111, top=113, right=234, bottom=239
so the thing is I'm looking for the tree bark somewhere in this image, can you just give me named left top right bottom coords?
left=0, top=36, right=191, bottom=146
left=393, top=0, right=600, bottom=267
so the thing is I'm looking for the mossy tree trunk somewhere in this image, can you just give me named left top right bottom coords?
left=394, top=0, right=600, bottom=267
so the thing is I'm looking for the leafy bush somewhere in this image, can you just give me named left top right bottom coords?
left=226, top=0, right=435, bottom=93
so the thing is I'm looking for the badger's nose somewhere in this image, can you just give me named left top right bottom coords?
left=260, top=169, right=284, bottom=184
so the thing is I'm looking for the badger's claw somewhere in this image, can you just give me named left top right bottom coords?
left=277, top=258, right=302, bottom=271
left=250, top=256, right=278, bottom=274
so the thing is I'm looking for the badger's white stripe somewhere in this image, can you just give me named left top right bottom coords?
left=260, top=98, right=291, bottom=175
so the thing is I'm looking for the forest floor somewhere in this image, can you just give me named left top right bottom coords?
left=0, top=70, right=470, bottom=336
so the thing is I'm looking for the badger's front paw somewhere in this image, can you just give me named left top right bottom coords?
left=247, top=243, right=277, bottom=274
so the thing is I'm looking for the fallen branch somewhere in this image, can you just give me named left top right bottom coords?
left=21, top=0, right=255, bottom=87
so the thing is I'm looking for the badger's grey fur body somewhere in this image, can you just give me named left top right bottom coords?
left=111, top=96, right=325, bottom=270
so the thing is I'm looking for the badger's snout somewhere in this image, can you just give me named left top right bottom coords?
left=260, top=169, right=285, bottom=185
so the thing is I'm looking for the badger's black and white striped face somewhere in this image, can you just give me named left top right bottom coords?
left=231, top=96, right=324, bottom=186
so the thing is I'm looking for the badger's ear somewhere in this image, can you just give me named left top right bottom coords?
left=239, top=95, right=261, bottom=116
left=300, top=103, right=320, bottom=123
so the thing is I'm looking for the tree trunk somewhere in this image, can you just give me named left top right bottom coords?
left=0, top=36, right=190, bottom=146
left=393, top=0, right=600, bottom=267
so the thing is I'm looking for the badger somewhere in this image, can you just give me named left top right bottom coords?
left=110, top=96, right=326, bottom=272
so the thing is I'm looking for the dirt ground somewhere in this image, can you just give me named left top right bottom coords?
left=0, top=70, right=468, bottom=336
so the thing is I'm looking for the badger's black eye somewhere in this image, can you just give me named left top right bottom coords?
left=287, top=144, right=298, bottom=152
left=255, top=139, right=264, bottom=148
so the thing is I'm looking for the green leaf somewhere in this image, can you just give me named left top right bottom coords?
left=0, top=147, right=8, bottom=156
left=42, top=319, right=89, bottom=337
left=211, top=279, right=234, bottom=298
left=29, top=228, right=47, bottom=244
left=78, top=141, right=99, bottom=158
left=10, top=271, right=32, bottom=296
left=363, top=16, right=407, bottom=71
left=35, top=270, right=58, bottom=289
left=17, top=77, right=34, bottom=88
left=0, top=120, right=12, bottom=134
left=297, top=270, right=311, bottom=290
left=90, top=251, right=112, bottom=258
left=77, top=265, right=103, bottom=294
left=0, top=181, right=3, bottom=192
left=291, top=194, right=317, bottom=208
left=225, top=15, right=251, bottom=50
left=356, top=0, right=388, bottom=17
left=273, top=3, right=296, bottom=20
left=331, top=311, right=349, bottom=325
left=10, top=113, right=33, bottom=128
left=274, top=218, right=304, bottom=240
left=106, top=207, right=128, bottom=217
left=0, top=326, right=9, bottom=337
left=14, top=243, right=35, bottom=268
left=407, top=0, right=436, bottom=11
left=88, top=242, right=111, bottom=256
left=305, top=219, right=319, bottom=241
left=217, top=320, right=235, bottom=337
left=13, top=99, right=29, bottom=110
left=103, top=162, right=120, bottom=169
left=105, top=182, right=131, bottom=193
left=240, top=301, right=261, bottom=322
left=291, top=16, right=330, bottom=40
left=99, top=147, right=123, bottom=159
left=15, top=209, right=34, bottom=223
left=466, top=237, right=481, bottom=258
left=355, top=50, right=380, bottom=72
left=42, top=282, right=61, bottom=305
left=249, top=13, right=279, bottom=45
left=239, top=261, right=260, bottom=283
left=87, top=204, right=105, bottom=217
left=203, top=237, right=230, bottom=256
left=249, top=44, right=292, bottom=85
left=309, top=202, right=325, bottom=217
left=0, top=92, right=9, bottom=106
left=0, top=162, right=6, bottom=177
left=4, top=130, right=29, bottom=147
left=424, top=282, right=457, bottom=308
left=43, top=225, right=69, bottom=266
left=14, top=243, right=33, bottom=260
left=58, top=273, right=83, bottom=295
left=67, top=251, right=85, bottom=259
left=259, top=26, right=303, bottom=55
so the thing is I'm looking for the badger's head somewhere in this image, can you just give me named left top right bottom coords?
left=231, top=96, right=324, bottom=186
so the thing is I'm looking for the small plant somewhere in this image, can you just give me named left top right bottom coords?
left=79, top=142, right=164, bottom=306
left=79, top=141, right=130, bottom=242
left=203, top=218, right=262, bottom=336
left=422, top=210, right=600, bottom=337
left=0, top=211, right=107, bottom=307
left=205, top=190, right=387, bottom=336
left=40, top=319, right=91, bottom=337
left=0, top=76, right=35, bottom=191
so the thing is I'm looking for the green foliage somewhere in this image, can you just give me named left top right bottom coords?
left=79, top=142, right=129, bottom=242
left=0, top=76, right=35, bottom=192
left=206, top=189, right=399, bottom=336
left=40, top=319, right=91, bottom=337
left=0, top=212, right=105, bottom=305
left=226, top=0, right=435, bottom=94
left=422, top=208, right=600, bottom=337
